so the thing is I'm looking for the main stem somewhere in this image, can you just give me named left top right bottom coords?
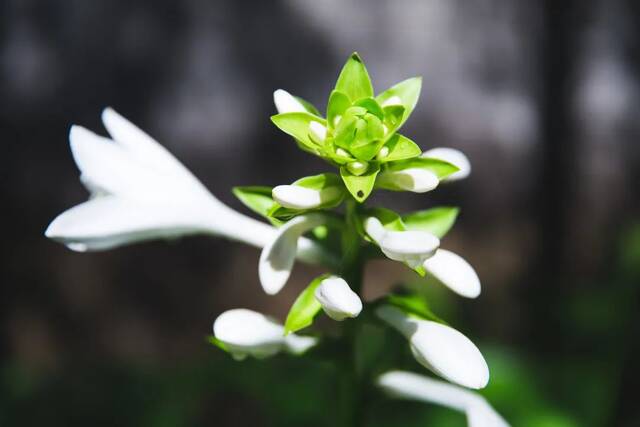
left=337, top=199, right=367, bottom=427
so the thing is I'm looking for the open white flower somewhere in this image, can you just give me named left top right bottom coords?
left=422, top=147, right=471, bottom=181
left=213, top=308, right=317, bottom=360
left=314, top=276, right=362, bottom=321
left=273, top=89, right=307, bottom=114
left=376, top=305, right=489, bottom=389
left=259, top=213, right=326, bottom=295
left=378, top=371, right=509, bottom=427
left=377, top=167, right=440, bottom=193
left=44, top=108, right=326, bottom=264
left=423, top=249, right=481, bottom=298
left=365, top=217, right=440, bottom=269
left=272, top=184, right=342, bottom=210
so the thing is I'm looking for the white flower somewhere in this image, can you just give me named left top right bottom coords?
left=377, top=167, right=440, bottom=193
left=273, top=89, right=307, bottom=113
left=314, top=276, right=362, bottom=321
left=213, top=308, right=317, bottom=360
left=365, top=217, right=439, bottom=269
left=45, top=108, right=326, bottom=264
left=422, top=147, right=471, bottom=181
left=423, top=249, right=481, bottom=298
left=259, top=213, right=326, bottom=295
left=378, top=371, right=509, bottom=427
left=272, top=184, right=342, bottom=210
left=308, top=121, right=327, bottom=143
left=376, top=305, right=489, bottom=389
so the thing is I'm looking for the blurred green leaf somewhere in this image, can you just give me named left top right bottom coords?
left=402, top=207, right=459, bottom=238
left=376, top=77, right=422, bottom=129
left=284, top=274, right=329, bottom=334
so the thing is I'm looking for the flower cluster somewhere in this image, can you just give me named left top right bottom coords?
left=45, top=53, right=507, bottom=425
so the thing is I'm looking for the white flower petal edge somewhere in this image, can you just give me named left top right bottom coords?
left=422, top=147, right=471, bottom=181
left=213, top=308, right=317, bottom=360
left=45, top=108, right=328, bottom=266
left=314, top=276, right=363, bottom=321
left=376, top=305, right=489, bottom=389
left=377, top=371, right=509, bottom=427
left=423, top=249, right=481, bottom=298
left=272, top=185, right=341, bottom=210
left=259, top=213, right=326, bottom=295
left=273, top=89, right=307, bottom=114
left=378, top=168, right=440, bottom=193
left=365, top=217, right=439, bottom=269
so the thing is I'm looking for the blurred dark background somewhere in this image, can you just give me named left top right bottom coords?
left=1, top=0, right=639, bottom=426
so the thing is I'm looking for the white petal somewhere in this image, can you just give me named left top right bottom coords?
left=376, top=306, right=489, bottom=389
left=377, top=371, right=509, bottom=427
left=283, top=334, right=318, bottom=355
left=381, top=95, right=403, bottom=107
left=365, top=218, right=439, bottom=267
left=308, top=121, right=327, bottom=142
left=259, top=214, right=325, bottom=295
left=423, top=249, right=481, bottom=298
left=314, top=276, right=362, bottom=321
left=422, top=147, right=471, bottom=181
left=381, top=168, right=439, bottom=193
left=44, top=196, right=206, bottom=251
left=273, top=89, right=307, bottom=113
left=272, top=185, right=341, bottom=210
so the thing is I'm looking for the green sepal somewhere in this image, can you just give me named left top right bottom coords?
left=376, top=76, right=422, bottom=129
left=232, top=186, right=281, bottom=225
left=363, top=207, right=406, bottom=232
left=386, top=293, right=445, bottom=324
left=402, top=206, right=459, bottom=238
left=327, top=90, right=352, bottom=129
left=335, top=52, right=374, bottom=102
left=294, top=95, right=322, bottom=116
left=354, top=97, right=385, bottom=121
left=378, top=134, right=422, bottom=163
left=284, top=274, right=330, bottom=335
left=385, top=157, right=459, bottom=179
left=271, top=112, right=327, bottom=152
left=207, top=335, right=230, bottom=352
left=340, top=163, right=380, bottom=202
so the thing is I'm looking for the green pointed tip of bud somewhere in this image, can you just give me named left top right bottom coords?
left=351, top=52, right=362, bottom=62
left=347, top=161, right=368, bottom=176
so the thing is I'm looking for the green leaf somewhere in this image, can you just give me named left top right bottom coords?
left=402, top=206, right=459, bottom=238
left=232, top=186, right=277, bottom=218
left=335, top=52, right=374, bottom=102
left=363, top=207, right=406, bottom=232
left=293, top=172, right=343, bottom=190
left=327, top=90, right=352, bottom=129
left=386, top=157, right=459, bottom=179
left=271, top=112, right=327, bottom=152
left=284, top=274, right=329, bottom=334
left=379, top=134, right=421, bottom=163
left=340, top=163, right=380, bottom=202
left=386, top=293, right=445, bottom=324
left=354, top=97, right=384, bottom=121
left=294, top=95, right=322, bottom=116
left=376, top=76, right=422, bottom=129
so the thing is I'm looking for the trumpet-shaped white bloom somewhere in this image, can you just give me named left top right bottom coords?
left=376, top=305, right=489, bottom=389
left=314, top=276, right=363, bottom=321
left=259, top=214, right=326, bottom=295
left=423, top=249, right=481, bottom=298
left=422, top=148, right=471, bottom=181
left=272, top=185, right=342, bottom=210
left=273, top=89, right=307, bottom=114
left=378, top=167, right=440, bottom=193
left=377, top=371, right=509, bottom=427
left=213, top=308, right=317, bottom=360
left=45, top=108, right=327, bottom=264
left=365, top=217, right=439, bottom=269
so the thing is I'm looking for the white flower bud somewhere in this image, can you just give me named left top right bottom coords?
left=273, top=89, right=307, bottom=113
left=213, top=308, right=317, bottom=360
left=379, top=168, right=439, bottom=193
left=314, top=276, right=362, bottom=321
left=365, top=217, right=439, bottom=268
left=376, top=306, right=489, bottom=389
left=272, top=185, right=341, bottom=210
left=381, top=95, right=403, bottom=107
left=308, top=121, right=327, bottom=143
left=335, top=147, right=350, bottom=158
left=377, top=146, right=390, bottom=159
left=421, top=147, right=471, bottom=181
left=423, top=249, right=481, bottom=298
left=346, top=161, right=368, bottom=176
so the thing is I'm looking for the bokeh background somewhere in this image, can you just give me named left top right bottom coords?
left=2, top=0, right=639, bottom=425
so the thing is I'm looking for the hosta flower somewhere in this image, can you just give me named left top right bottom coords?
left=377, top=371, right=509, bottom=427
left=422, top=147, right=471, bottom=181
left=365, top=217, right=440, bottom=269
left=423, top=249, right=481, bottom=298
left=213, top=308, right=317, bottom=360
left=259, top=213, right=326, bottom=295
left=44, top=108, right=325, bottom=263
left=314, top=276, right=362, bottom=321
left=376, top=305, right=489, bottom=389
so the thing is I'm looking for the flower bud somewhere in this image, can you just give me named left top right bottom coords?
left=365, top=217, right=439, bottom=268
left=213, top=308, right=317, bottom=360
left=272, top=185, right=342, bottom=210
left=376, top=306, right=489, bottom=389
left=347, top=161, right=368, bottom=176
left=423, top=249, right=481, bottom=298
left=273, top=89, right=307, bottom=113
left=314, top=276, right=363, bottom=321
left=308, top=121, right=327, bottom=144
left=378, top=167, right=439, bottom=193
left=421, top=147, right=471, bottom=181
left=381, top=95, right=403, bottom=107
